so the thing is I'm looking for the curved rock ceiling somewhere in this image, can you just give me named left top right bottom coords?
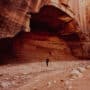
left=0, top=0, right=77, bottom=38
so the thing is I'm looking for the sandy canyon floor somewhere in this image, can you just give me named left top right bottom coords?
left=0, top=61, right=90, bottom=90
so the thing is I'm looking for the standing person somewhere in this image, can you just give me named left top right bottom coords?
left=45, top=51, right=52, bottom=67
left=46, top=58, right=49, bottom=67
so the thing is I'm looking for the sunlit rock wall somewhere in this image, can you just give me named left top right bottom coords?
left=68, top=0, right=90, bottom=57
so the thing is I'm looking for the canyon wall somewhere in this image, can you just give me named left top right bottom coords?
left=68, top=0, right=90, bottom=57
left=0, top=0, right=89, bottom=59
left=0, top=0, right=75, bottom=38
left=0, top=0, right=31, bottom=38
left=0, top=0, right=90, bottom=38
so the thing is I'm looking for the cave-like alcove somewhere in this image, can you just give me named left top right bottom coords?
left=30, top=5, right=82, bottom=57
left=30, top=5, right=70, bottom=34
left=0, top=5, right=83, bottom=65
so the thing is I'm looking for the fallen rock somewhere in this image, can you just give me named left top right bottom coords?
left=47, top=81, right=52, bottom=87
left=64, top=80, right=72, bottom=90
left=64, top=80, right=71, bottom=85
left=61, top=80, right=64, bottom=82
left=69, top=69, right=83, bottom=79
left=33, top=87, right=37, bottom=90
left=77, top=67, right=86, bottom=73
left=86, top=65, right=90, bottom=69
left=53, top=80, right=57, bottom=84
left=22, top=72, right=28, bottom=75
left=11, top=81, right=16, bottom=86
left=67, top=85, right=72, bottom=90
left=0, top=81, right=11, bottom=88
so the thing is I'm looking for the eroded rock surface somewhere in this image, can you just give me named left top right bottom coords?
left=0, top=0, right=75, bottom=38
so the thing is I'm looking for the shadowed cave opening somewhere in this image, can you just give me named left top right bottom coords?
left=30, top=5, right=80, bottom=40
left=30, top=5, right=82, bottom=57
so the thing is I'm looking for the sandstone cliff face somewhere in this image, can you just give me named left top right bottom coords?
left=0, top=0, right=75, bottom=38
left=0, top=0, right=89, bottom=60
left=0, top=0, right=89, bottom=39
left=0, top=0, right=31, bottom=38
